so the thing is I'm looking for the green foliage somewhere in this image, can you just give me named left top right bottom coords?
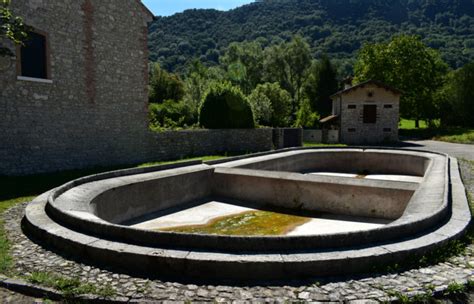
left=248, top=82, right=292, bottom=127
left=295, top=99, right=320, bottom=129
left=221, top=41, right=265, bottom=94
left=304, top=55, right=339, bottom=117
left=444, top=281, right=467, bottom=295
left=27, top=272, right=115, bottom=297
left=149, top=100, right=195, bottom=131
left=265, top=35, right=312, bottom=115
left=0, top=0, right=30, bottom=57
left=149, top=63, right=185, bottom=103
left=354, top=35, right=448, bottom=122
left=438, top=62, right=474, bottom=127
left=148, top=0, right=474, bottom=73
left=199, top=82, right=255, bottom=129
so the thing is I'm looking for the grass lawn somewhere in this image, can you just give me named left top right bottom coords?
left=399, top=119, right=474, bottom=144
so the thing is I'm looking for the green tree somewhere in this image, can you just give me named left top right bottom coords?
left=295, top=98, right=320, bottom=129
left=354, top=35, right=448, bottom=127
left=0, top=0, right=30, bottom=57
left=184, top=59, right=210, bottom=116
left=438, top=62, right=474, bottom=127
left=199, top=82, right=255, bottom=129
left=264, top=35, right=312, bottom=118
left=220, top=41, right=265, bottom=94
left=248, top=82, right=292, bottom=127
left=149, top=63, right=185, bottom=103
left=304, top=55, right=339, bottom=117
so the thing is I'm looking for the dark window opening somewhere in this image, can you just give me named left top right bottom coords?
left=384, top=104, right=393, bottom=109
left=348, top=128, right=356, bottom=132
left=363, top=105, right=377, bottom=124
left=348, top=104, right=356, bottom=109
left=367, top=91, right=374, bottom=98
left=383, top=128, right=392, bottom=132
left=20, top=32, right=48, bottom=79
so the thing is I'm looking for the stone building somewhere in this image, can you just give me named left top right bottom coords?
left=0, top=0, right=154, bottom=175
left=320, top=80, right=401, bottom=144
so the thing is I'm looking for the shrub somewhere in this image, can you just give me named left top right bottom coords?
left=199, top=82, right=255, bottom=129
left=248, top=82, right=292, bottom=127
left=149, top=100, right=195, bottom=131
left=295, top=99, right=320, bottom=128
left=149, top=63, right=185, bottom=104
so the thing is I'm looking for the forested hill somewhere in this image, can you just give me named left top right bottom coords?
left=148, top=0, right=474, bottom=74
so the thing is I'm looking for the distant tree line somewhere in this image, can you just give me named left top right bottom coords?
left=148, top=0, right=474, bottom=75
left=148, top=35, right=339, bottom=130
left=149, top=34, right=474, bottom=131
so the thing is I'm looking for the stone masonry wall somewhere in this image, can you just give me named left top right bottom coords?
left=0, top=1, right=275, bottom=176
left=339, top=84, right=400, bottom=144
left=146, top=129, right=274, bottom=162
left=0, top=0, right=152, bottom=175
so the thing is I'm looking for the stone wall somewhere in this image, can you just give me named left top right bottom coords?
left=145, top=129, right=274, bottom=162
left=0, top=1, right=281, bottom=176
left=0, top=0, right=152, bottom=175
left=339, top=84, right=400, bottom=144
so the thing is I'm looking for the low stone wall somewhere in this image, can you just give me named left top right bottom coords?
left=145, top=129, right=274, bottom=162
left=1, top=128, right=274, bottom=176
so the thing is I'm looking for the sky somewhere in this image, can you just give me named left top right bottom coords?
left=141, top=0, right=255, bottom=16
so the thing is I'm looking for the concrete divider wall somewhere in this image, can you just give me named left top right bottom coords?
left=220, top=150, right=431, bottom=177
left=213, top=168, right=415, bottom=219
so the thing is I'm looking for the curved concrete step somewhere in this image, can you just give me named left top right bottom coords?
left=22, top=158, right=470, bottom=281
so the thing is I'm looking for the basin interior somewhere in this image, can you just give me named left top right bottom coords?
left=87, top=150, right=429, bottom=236
left=128, top=199, right=391, bottom=236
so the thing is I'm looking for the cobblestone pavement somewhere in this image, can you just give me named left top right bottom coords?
left=2, top=142, right=474, bottom=303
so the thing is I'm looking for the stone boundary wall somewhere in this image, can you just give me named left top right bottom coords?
left=1, top=129, right=274, bottom=176
left=145, top=129, right=274, bottom=163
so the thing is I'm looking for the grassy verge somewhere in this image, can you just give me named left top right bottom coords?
left=399, top=119, right=474, bottom=144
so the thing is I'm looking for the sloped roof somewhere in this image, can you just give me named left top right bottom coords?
left=330, top=80, right=402, bottom=99
left=319, top=115, right=339, bottom=124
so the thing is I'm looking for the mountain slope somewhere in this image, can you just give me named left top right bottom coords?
left=148, top=0, right=474, bottom=74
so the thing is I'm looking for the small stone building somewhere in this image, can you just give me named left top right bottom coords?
left=321, top=80, right=401, bottom=144
left=0, top=0, right=154, bottom=175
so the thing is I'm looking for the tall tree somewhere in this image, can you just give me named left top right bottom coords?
left=220, top=41, right=265, bottom=94
left=0, top=0, right=30, bottom=57
left=149, top=63, right=185, bottom=103
left=304, top=55, right=339, bottom=117
left=354, top=35, right=448, bottom=127
left=264, top=35, right=312, bottom=118
left=438, top=62, right=474, bottom=127
left=184, top=59, right=209, bottom=114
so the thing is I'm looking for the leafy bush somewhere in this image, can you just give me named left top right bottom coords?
left=438, top=61, right=474, bottom=127
left=295, top=99, right=320, bottom=129
left=248, top=82, right=292, bottom=127
left=149, top=63, right=185, bottom=103
left=149, top=100, right=195, bottom=131
left=199, top=82, right=255, bottom=129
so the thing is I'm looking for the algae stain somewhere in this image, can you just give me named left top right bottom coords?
left=159, top=210, right=312, bottom=236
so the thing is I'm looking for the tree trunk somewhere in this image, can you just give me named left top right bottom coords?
left=415, top=119, right=420, bottom=129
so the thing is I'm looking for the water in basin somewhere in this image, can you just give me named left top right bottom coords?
left=131, top=201, right=390, bottom=236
